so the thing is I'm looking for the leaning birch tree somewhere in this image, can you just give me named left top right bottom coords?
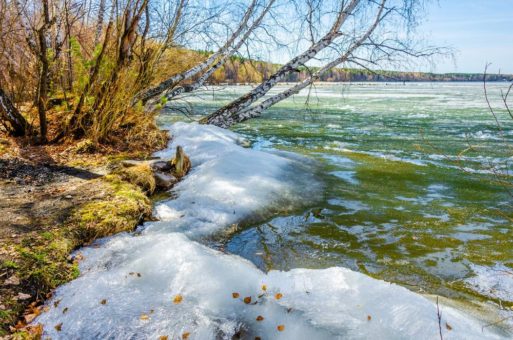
left=201, top=0, right=439, bottom=128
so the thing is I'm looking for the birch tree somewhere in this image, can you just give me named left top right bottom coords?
left=201, top=0, right=440, bottom=128
left=134, top=0, right=272, bottom=105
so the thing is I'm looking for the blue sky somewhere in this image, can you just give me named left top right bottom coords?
left=421, top=0, right=513, bottom=74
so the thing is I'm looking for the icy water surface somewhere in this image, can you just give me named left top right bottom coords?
left=160, top=82, right=513, bottom=313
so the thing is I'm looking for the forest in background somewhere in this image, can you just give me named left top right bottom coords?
left=198, top=51, right=513, bottom=84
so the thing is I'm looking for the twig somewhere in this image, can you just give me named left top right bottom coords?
left=436, top=297, right=444, bottom=340
left=482, top=316, right=513, bottom=332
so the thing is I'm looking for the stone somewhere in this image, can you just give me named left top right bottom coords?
left=17, top=292, right=31, bottom=300
left=5, top=275, right=20, bottom=285
left=154, top=172, right=177, bottom=189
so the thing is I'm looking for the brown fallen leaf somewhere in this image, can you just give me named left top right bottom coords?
left=53, top=300, right=61, bottom=308
left=158, top=336, right=168, bottom=340
left=243, top=296, right=252, bottom=304
left=255, top=337, right=262, bottom=340
left=182, top=332, right=190, bottom=339
left=24, top=314, right=37, bottom=323
left=446, top=322, right=452, bottom=331
left=232, top=292, right=240, bottom=299
left=100, top=299, right=107, bottom=305
left=277, top=324, right=285, bottom=332
left=140, top=314, right=149, bottom=320
left=55, top=323, right=62, bottom=331
left=173, top=295, right=183, bottom=304
left=275, top=293, right=283, bottom=300
left=62, top=307, right=68, bottom=314
left=256, top=315, right=264, bottom=322
left=367, top=315, right=372, bottom=321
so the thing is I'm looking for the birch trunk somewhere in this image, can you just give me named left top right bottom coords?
left=200, top=0, right=360, bottom=126
left=134, top=0, right=259, bottom=105
left=165, top=0, right=276, bottom=100
left=215, top=0, right=387, bottom=128
left=0, top=88, right=30, bottom=136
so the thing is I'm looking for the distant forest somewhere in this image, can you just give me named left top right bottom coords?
left=197, top=52, right=512, bottom=84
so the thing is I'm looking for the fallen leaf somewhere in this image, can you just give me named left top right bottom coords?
left=140, top=314, right=149, bottom=320
left=55, top=323, right=62, bottom=331
left=27, top=324, right=43, bottom=336
left=256, top=315, right=264, bottom=322
left=63, top=307, right=68, bottom=314
left=367, top=315, right=372, bottom=321
left=24, top=314, right=37, bottom=323
left=158, top=336, right=168, bottom=340
left=243, top=296, right=252, bottom=304
left=173, top=295, right=183, bottom=304
left=53, top=300, right=61, bottom=308
left=100, top=299, right=107, bottom=305
left=446, top=322, right=452, bottom=331
left=5, top=275, right=20, bottom=285
left=232, top=292, right=240, bottom=299
left=261, top=285, right=267, bottom=291
left=255, top=337, right=262, bottom=340
left=277, top=324, right=285, bottom=332
left=182, top=332, right=190, bottom=339
left=275, top=293, right=283, bottom=300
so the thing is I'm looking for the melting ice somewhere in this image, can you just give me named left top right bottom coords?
left=34, top=123, right=510, bottom=339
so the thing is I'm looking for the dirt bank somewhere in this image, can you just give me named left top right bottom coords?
left=0, top=137, right=167, bottom=337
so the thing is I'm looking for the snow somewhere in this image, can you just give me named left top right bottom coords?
left=151, top=122, right=321, bottom=236
left=33, top=122, right=510, bottom=339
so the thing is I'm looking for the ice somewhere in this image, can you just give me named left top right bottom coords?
left=466, top=263, right=513, bottom=303
left=33, top=122, right=510, bottom=339
left=151, top=122, right=321, bottom=236
left=35, top=233, right=507, bottom=339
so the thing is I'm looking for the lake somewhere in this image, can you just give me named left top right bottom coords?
left=161, top=82, right=513, bottom=308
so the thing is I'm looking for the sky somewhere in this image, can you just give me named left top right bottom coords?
left=420, top=0, right=513, bottom=74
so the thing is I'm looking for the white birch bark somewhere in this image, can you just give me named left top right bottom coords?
left=217, top=0, right=387, bottom=128
left=200, top=0, right=360, bottom=126
left=135, top=0, right=259, bottom=104
left=165, top=0, right=277, bottom=100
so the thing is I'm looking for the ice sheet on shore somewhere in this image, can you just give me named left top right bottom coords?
left=33, top=122, right=510, bottom=339
left=151, top=122, right=321, bottom=236
left=35, top=233, right=507, bottom=339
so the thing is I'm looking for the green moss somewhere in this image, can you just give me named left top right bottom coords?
left=1, top=260, right=19, bottom=269
left=74, top=175, right=151, bottom=239
left=1, top=174, right=152, bottom=334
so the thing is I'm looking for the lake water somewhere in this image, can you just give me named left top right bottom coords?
left=160, top=82, right=513, bottom=310
left=34, top=82, right=513, bottom=338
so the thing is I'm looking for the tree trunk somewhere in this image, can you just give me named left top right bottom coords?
left=200, top=0, right=359, bottom=126
left=211, top=0, right=385, bottom=128
left=36, top=0, right=51, bottom=143
left=134, top=0, right=259, bottom=105
left=166, top=0, right=276, bottom=101
left=94, top=0, right=106, bottom=46
left=0, top=87, right=30, bottom=136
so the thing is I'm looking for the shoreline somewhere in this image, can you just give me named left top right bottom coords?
left=0, top=130, right=170, bottom=337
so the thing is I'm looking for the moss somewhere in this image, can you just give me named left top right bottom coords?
left=115, top=164, right=156, bottom=195
left=1, top=174, right=152, bottom=334
left=73, top=174, right=151, bottom=240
